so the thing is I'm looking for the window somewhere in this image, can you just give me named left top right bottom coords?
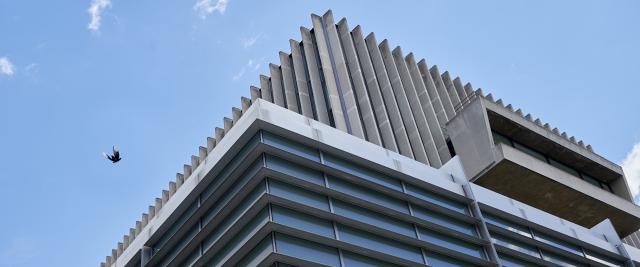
left=532, top=231, right=583, bottom=256
left=548, top=158, right=581, bottom=178
left=498, top=253, right=536, bottom=267
left=342, top=250, right=403, bottom=267
left=412, top=205, right=477, bottom=236
left=333, top=199, right=416, bottom=237
left=274, top=233, right=341, bottom=266
left=327, top=176, right=410, bottom=213
left=418, top=227, right=485, bottom=259
left=491, top=233, right=540, bottom=258
left=492, top=131, right=512, bottom=147
left=337, top=224, right=425, bottom=263
left=482, top=212, right=532, bottom=238
left=262, top=131, right=321, bottom=162
left=404, top=183, right=469, bottom=214
left=323, top=153, right=403, bottom=191
left=265, top=155, right=325, bottom=186
left=272, top=205, right=335, bottom=238
left=424, top=251, right=477, bottom=267
left=268, top=179, right=330, bottom=212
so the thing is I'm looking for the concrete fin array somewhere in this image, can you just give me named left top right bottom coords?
left=101, top=10, right=601, bottom=266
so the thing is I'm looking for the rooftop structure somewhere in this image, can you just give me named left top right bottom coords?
left=100, top=10, right=640, bottom=267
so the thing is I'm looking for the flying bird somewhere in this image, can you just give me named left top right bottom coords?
left=103, top=146, right=122, bottom=163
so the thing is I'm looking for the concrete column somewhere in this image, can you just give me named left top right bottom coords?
left=148, top=205, right=155, bottom=219
left=223, top=117, right=233, bottom=134
left=259, top=75, right=273, bottom=102
left=129, top=228, right=135, bottom=242
left=463, top=82, right=474, bottom=97
left=168, top=181, right=176, bottom=197
left=161, top=190, right=169, bottom=205
left=269, top=64, right=286, bottom=107
left=215, top=127, right=224, bottom=145
left=380, top=41, right=428, bottom=164
left=322, top=11, right=365, bottom=139
left=123, top=235, right=129, bottom=249
left=365, top=33, right=413, bottom=159
left=337, top=18, right=382, bottom=146
left=240, top=97, right=251, bottom=113
left=206, top=137, right=215, bottom=153
left=279, top=52, right=300, bottom=113
left=154, top=198, right=162, bottom=214
left=183, top=164, right=192, bottom=179
left=429, top=65, right=456, bottom=119
left=441, top=71, right=462, bottom=111
left=352, top=26, right=397, bottom=152
left=311, top=13, right=348, bottom=132
left=463, top=184, right=503, bottom=266
left=249, top=85, right=261, bottom=101
left=289, top=39, right=314, bottom=118
left=232, top=107, right=242, bottom=123
left=135, top=221, right=142, bottom=235
left=452, top=77, right=468, bottom=103
left=417, top=59, right=449, bottom=128
left=392, top=46, right=441, bottom=167
left=175, top=173, right=184, bottom=188
left=141, top=213, right=149, bottom=228
left=191, top=155, right=199, bottom=169
left=406, top=53, right=451, bottom=164
left=199, top=146, right=207, bottom=163
left=300, top=27, right=330, bottom=125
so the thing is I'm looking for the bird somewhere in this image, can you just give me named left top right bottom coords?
left=103, top=146, right=122, bottom=163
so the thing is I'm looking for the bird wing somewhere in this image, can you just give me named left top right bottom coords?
left=113, top=146, right=120, bottom=158
left=102, top=152, right=110, bottom=159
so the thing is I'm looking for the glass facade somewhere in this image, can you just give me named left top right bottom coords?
left=119, top=130, right=631, bottom=267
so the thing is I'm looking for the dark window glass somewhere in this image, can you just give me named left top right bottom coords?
left=262, top=131, right=321, bottom=162
left=206, top=208, right=270, bottom=266
left=581, top=174, right=601, bottom=187
left=337, top=224, right=424, bottom=263
left=584, top=249, right=623, bottom=267
left=418, top=227, right=485, bottom=259
left=499, top=253, right=536, bottom=267
left=268, top=179, right=330, bottom=211
left=541, top=250, right=587, bottom=267
left=342, top=251, right=403, bottom=267
left=272, top=205, right=335, bottom=238
left=548, top=158, right=580, bottom=178
left=404, top=183, right=468, bottom=214
left=492, top=131, right=512, bottom=147
left=333, top=200, right=416, bottom=237
left=265, top=155, right=325, bottom=186
left=327, top=176, right=409, bottom=213
left=412, top=205, right=477, bottom=236
left=152, top=200, right=199, bottom=253
left=274, top=233, right=341, bottom=266
left=424, top=251, right=476, bottom=267
left=513, top=142, right=547, bottom=162
left=491, top=233, right=540, bottom=258
left=533, top=231, right=583, bottom=256
left=236, top=237, right=274, bottom=267
left=323, top=153, right=403, bottom=191
left=482, top=212, right=532, bottom=238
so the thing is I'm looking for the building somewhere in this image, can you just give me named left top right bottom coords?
left=101, top=10, right=640, bottom=267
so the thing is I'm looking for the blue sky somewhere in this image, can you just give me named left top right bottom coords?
left=1, top=1, right=639, bottom=266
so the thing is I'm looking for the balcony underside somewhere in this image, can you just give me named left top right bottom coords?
left=474, top=159, right=640, bottom=237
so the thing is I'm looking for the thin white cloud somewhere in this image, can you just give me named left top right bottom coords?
left=87, top=0, right=112, bottom=32
left=0, top=57, right=15, bottom=76
left=242, top=33, right=262, bottom=48
left=622, top=142, right=640, bottom=204
left=232, top=59, right=260, bottom=81
left=194, top=0, right=228, bottom=19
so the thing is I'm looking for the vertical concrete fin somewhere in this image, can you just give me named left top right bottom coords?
left=289, top=39, right=314, bottom=118
left=169, top=181, right=177, bottom=197
left=241, top=97, right=251, bottom=113
left=300, top=26, right=330, bottom=125
left=337, top=18, right=381, bottom=145
left=561, top=132, right=568, bottom=138
left=135, top=221, right=142, bottom=235
left=464, top=82, right=474, bottom=97
left=485, top=93, right=494, bottom=102
left=250, top=85, right=261, bottom=101
left=380, top=41, right=428, bottom=164
left=351, top=25, right=398, bottom=152
left=183, top=164, right=192, bottom=179
left=495, top=99, right=504, bottom=107
left=269, top=63, right=286, bottom=107
left=223, top=117, right=233, bottom=133
left=534, top=118, right=542, bottom=126
left=452, top=76, right=468, bottom=102
left=199, top=146, right=207, bottom=163
left=322, top=11, right=365, bottom=139
left=141, top=213, right=149, bottom=227
left=215, top=127, right=224, bottom=145
left=176, top=173, right=184, bottom=188
left=279, top=51, right=301, bottom=113
left=587, top=144, right=594, bottom=151
left=406, top=53, right=450, bottom=163
left=365, top=32, right=413, bottom=158
left=525, top=113, right=532, bottom=121
left=232, top=107, right=242, bottom=123
left=515, top=108, right=523, bottom=116
left=191, top=155, right=199, bottom=169
left=475, top=88, right=484, bottom=97
left=543, top=123, right=550, bottom=130
left=417, top=59, right=449, bottom=129
left=129, top=228, right=136, bottom=241
left=429, top=65, right=456, bottom=119
left=123, top=235, right=130, bottom=249
left=162, top=190, right=169, bottom=205
left=311, top=13, right=349, bottom=132
left=259, top=75, right=273, bottom=102
left=441, top=71, right=462, bottom=110
left=391, top=46, right=440, bottom=166
left=117, top=243, right=123, bottom=257
left=578, top=140, right=585, bottom=147
left=154, top=198, right=162, bottom=214
left=206, top=137, right=215, bottom=153
left=148, top=205, right=155, bottom=219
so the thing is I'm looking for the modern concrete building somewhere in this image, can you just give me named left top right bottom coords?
left=101, top=10, right=640, bottom=267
